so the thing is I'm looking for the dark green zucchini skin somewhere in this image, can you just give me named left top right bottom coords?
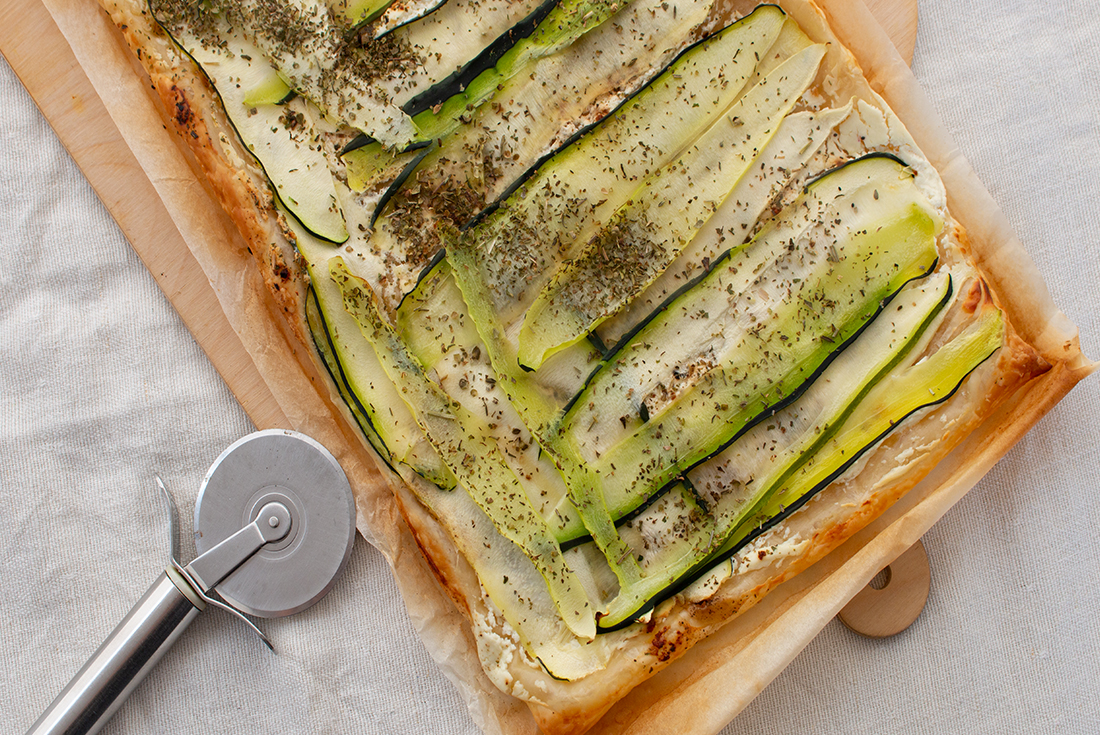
left=340, top=135, right=431, bottom=158
left=371, top=0, right=451, bottom=39
left=306, top=287, right=396, bottom=469
left=402, top=0, right=560, bottom=116
left=460, top=10, right=787, bottom=232
left=556, top=263, right=940, bottom=551
left=339, top=0, right=561, bottom=155
left=563, top=152, right=921, bottom=397
left=806, top=151, right=911, bottom=186
left=389, top=251, right=450, bottom=318
left=585, top=331, right=610, bottom=359
left=369, top=142, right=438, bottom=227
left=597, top=344, right=996, bottom=632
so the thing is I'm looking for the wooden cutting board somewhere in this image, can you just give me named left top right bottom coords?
left=0, top=0, right=918, bottom=433
left=865, top=0, right=919, bottom=66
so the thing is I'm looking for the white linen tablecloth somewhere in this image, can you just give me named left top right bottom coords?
left=2, top=2, right=1097, bottom=733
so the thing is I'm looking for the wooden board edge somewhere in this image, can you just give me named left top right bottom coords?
left=864, top=0, right=918, bottom=66
left=0, top=0, right=289, bottom=430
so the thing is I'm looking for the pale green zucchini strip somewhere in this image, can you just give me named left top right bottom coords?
left=394, top=262, right=586, bottom=538
left=517, top=43, right=827, bottom=368
left=292, top=219, right=452, bottom=484
left=332, top=259, right=597, bottom=640
left=594, top=102, right=854, bottom=347
left=763, top=306, right=1005, bottom=522
left=454, top=6, right=788, bottom=326
left=710, top=304, right=1006, bottom=572
left=597, top=271, right=954, bottom=627
left=342, top=0, right=395, bottom=26
left=150, top=13, right=349, bottom=243
left=242, top=68, right=293, bottom=106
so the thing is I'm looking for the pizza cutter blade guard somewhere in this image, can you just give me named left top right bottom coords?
left=26, top=429, right=356, bottom=735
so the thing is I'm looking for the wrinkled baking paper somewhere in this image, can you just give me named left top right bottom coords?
left=41, top=0, right=1094, bottom=732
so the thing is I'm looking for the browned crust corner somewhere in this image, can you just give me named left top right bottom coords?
left=393, top=481, right=478, bottom=620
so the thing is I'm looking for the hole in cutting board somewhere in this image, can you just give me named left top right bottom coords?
left=838, top=541, right=931, bottom=638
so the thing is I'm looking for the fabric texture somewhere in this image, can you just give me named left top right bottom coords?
left=1, top=2, right=1097, bottom=733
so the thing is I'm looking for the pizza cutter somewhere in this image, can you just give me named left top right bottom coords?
left=26, top=429, right=356, bottom=735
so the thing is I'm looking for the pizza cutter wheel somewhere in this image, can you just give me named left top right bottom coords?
left=27, top=429, right=356, bottom=735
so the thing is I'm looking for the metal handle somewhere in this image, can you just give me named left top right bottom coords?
left=26, top=571, right=201, bottom=735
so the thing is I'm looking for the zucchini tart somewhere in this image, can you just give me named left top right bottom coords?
left=95, top=0, right=1085, bottom=732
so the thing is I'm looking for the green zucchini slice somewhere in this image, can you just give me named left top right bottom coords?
left=682, top=304, right=1007, bottom=617
left=342, top=0, right=448, bottom=35
left=453, top=6, right=788, bottom=326
left=741, top=304, right=1004, bottom=535
left=394, top=261, right=585, bottom=536
left=595, top=270, right=954, bottom=627
left=241, top=69, right=295, bottom=106
left=333, top=259, right=598, bottom=640
left=343, top=141, right=434, bottom=197
left=417, top=0, right=623, bottom=140
left=597, top=294, right=1004, bottom=630
left=560, top=155, right=942, bottom=543
left=516, top=42, right=826, bottom=368
left=593, top=102, right=854, bottom=347
left=306, top=285, right=394, bottom=467
left=148, top=4, right=351, bottom=243
left=341, top=0, right=398, bottom=27
left=292, top=219, right=453, bottom=486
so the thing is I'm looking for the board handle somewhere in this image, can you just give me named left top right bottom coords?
left=838, top=540, right=931, bottom=638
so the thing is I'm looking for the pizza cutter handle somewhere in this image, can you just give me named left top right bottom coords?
left=25, top=570, right=202, bottom=735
